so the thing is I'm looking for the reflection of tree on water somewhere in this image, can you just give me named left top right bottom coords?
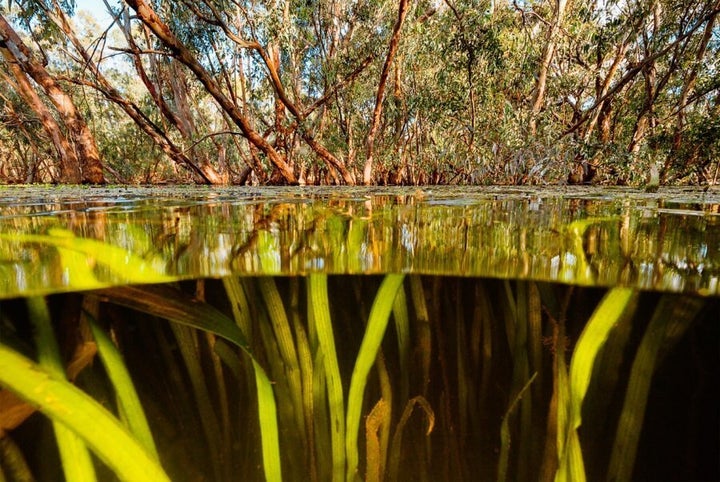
left=1, top=187, right=718, bottom=298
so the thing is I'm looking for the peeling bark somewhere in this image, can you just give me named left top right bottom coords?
left=44, top=3, right=215, bottom=183
left=529, top=0, right=567, bottom=136
left=0, top=51, right=81, bottom=182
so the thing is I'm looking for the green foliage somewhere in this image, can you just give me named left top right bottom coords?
left=1, top=0, right=718, bottom=184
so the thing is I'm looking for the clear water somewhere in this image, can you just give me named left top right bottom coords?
left=1, top=186, right=718, bottom=297
left=0, top=186, right=718, bottom=481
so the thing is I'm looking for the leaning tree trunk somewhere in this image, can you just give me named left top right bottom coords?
left=117, top=11, right=224, bottom=184
left=0, top=50, right=81, bottom=183
left=125, top=0, right=298, bottom=184
left=667, top=10, right=717, bottom=181
left=0, top=14, right=105, bottom=184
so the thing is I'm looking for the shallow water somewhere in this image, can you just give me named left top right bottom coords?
left=0, top=186, right=718, bottom=481
left=1, top=186, right=718, bottom=298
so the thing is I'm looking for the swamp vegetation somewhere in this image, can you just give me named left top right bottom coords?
left=1, top=1, right=719, bottom=185
left=1, top=277, right=718, bottom=481
left=0, top=186, right=718, bottom=481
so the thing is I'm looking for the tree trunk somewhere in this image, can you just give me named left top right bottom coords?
left=667, top=10, right=717, bottom=180
left=125, top=0, right=298, bottom=184
left=0, top=51, right=81, bottom=183
left=0, top=14, right=104, bottom=183
left=528, top=0, right=567, bottom=136
left=583, top=43, right=628, bottom=142
left=42, top=3, right=216, bottom=183
left=363, top=0, right=410, bottom=185
left=253, top=41, right=355, bottom=184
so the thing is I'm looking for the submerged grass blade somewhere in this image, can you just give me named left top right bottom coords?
left=387, top=396, right=435, bottom=482
left=290, top=278, right=316, bottom=479
left=392, top=283, right=411, bottom=404
left=606, top=295, right=705, bottom=481
left=205, top=332, right=232, bottom=481
left=258, top=277, right=306, bottom=439
left=0, top=435, right=33, bottom=482
left=97, top=284, right=282, bottom=482
left=497, top=372, right=537, bottom=482
left=365, top=398, right=389, bottom=482
left=568, top=288, right=636, bottom=428
left=0, top=229, right=171, bottom=285
left=27, top=296, right=96, bottom=482
left=528, top=283, right=543, bottom=403
left=409, top=276, right=431, bottom=396
left=511, top=282, right=533, bottom=481
left=85, top=313, right=159, bottom=460
left=312, top=347, right=332, bottom=480
left=308, top=274, right=346, bottom=482
left=374, top=353, right=393, bottom=479
left=222, top=277, right=253, bottom=339
left=0, top=344, right=170, bottom=482
left=556, top=287, right=636, bottom=482
left=170, top=324, right=223, bottom=482
left=346, top=274, right=405, bottom=481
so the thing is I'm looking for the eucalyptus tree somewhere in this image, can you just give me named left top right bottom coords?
left=558, top=0, right=720, bottom=184
left=1, top=0, right=717, bottom=185
left=362, top=0, right=410, bottom=184
left=41, top=0, right=224, bottom=183
left=0, top=4, right=105, bottom=183
left=0, top=48, right=78, bottom=182
left=122, top=0, right=366, bottom=184
left=0, top=79, right=58, bottom=182
left=528, top=0, right=568, bottom=136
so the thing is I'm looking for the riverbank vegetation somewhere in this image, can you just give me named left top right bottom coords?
left=1, top=0, right=718, bottom=185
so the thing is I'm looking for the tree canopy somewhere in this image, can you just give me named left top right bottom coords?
left=1, top=0, right=718, bottom=185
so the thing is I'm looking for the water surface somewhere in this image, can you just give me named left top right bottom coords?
left=1, top=186, right=718, bottom=297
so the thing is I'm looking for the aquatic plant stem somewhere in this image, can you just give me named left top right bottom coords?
left=27, top=296, right=96, bottom=482
left=345, top=274, right=405, bottom=482
left=170, top=324, right=224, bottom=482
left=258, top=277, right=306, bottom=439
left=556, top=287, right=636, bottom=482
left=97, top=284, right=282, bottom=482
left=607, top=295, right=704, bottom=481
left=498, top=372, right=538, bottom=482
left=514, top=282, right=534, bottom=481
left=365, top=399, right=390, bottom=482
left=392, top=284, right=411, bottom=405
left=85, top=313, right=159, bottom=460
left=290, top=278, right=316, bottom=479
left=373, top=352, right=393, bottom=478
left=387, top=396, right=435, bottom=481
left=409, top=276, right=431, bottom=396
left=0, top=344, right=171, bottom=481
left=309, top=274, right=346, bottom=482
left=0, top=436, right=33, bottom=481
